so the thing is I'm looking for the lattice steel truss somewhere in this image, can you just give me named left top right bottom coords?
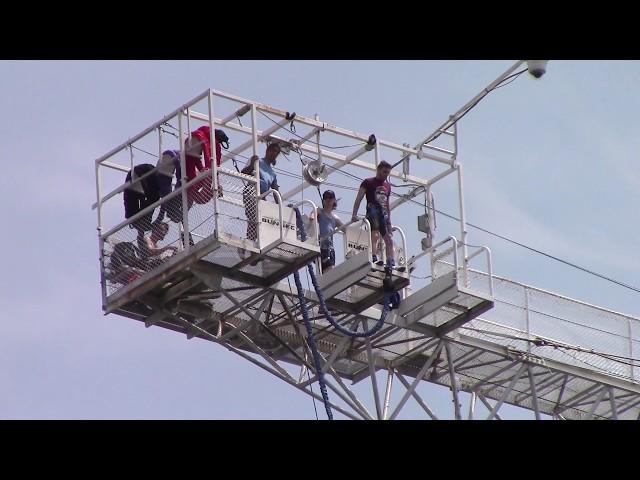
left=94, top=81, right=640, bottom=420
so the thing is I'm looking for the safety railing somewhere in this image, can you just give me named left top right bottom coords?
left=94, top=88, right=472, bottom=320
left=290, top=199, right=320, bottom=246
left=99, top=165, right=261, bottom=302
left=258, top=188, right=284, bottom=241
left=462, top=244, right=494, bottom=296
left=462, top=270, right=640, bottom=383
left=409, top=235, right=493, bottom=298
left=343, top=218, right=373, bottom=261
left=391, top=225, right=409, bottom=271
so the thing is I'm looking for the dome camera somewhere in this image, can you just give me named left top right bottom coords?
left=526, top=60, right=548, bottom=79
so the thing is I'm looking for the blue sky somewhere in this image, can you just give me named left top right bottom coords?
left=2, top=60, right=639, bottom=419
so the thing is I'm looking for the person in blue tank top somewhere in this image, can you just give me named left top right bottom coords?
left=241, top=142, right=281, bottom=242
left=311, top=190, right=343, bottom=272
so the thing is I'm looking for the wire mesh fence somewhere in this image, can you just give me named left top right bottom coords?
left=101, top=167, right=260, bottom=299
left=463, top=269, right=640, bottom=382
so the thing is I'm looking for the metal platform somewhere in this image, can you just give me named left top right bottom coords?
left=395, top=270, right=493, bottom=336
left=106, top=264, right=640, bottom=420
left=93, top=88, right=640, bottom=420
left=314, top=220, right=411, bottom=313
left=99, top=157, right=321, bottom=312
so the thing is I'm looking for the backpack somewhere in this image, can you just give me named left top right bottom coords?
left=110, top=242, right=140, bottom=270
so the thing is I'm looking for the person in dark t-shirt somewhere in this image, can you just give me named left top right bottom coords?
left=351, top=160, right=395, bottom=267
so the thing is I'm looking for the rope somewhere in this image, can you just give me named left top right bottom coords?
left=292, top=267, right=333, bottom=420
left=288, top=206, right=397, bottom=419
left=294, top=208, right=393, bottom=339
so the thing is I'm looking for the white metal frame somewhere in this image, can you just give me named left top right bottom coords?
left=94, top=70, right=640, bottom=419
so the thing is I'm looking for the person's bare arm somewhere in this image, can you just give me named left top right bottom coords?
left=241, top=155, right=258, bottom=175
left=144, top=237, right=176, bottom=257
left=352, top=187, right=366, bottom=222
left=185, top=136, right=202, bottom=157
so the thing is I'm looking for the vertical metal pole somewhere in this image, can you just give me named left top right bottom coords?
left=298, top=362, right=308, bottom=384
left=456, top=161, right=469, bottom=287
left=453, top=121, right=468, bottom=286
left=251, top=104, right=258, bottom=158
left=374, top=141, right=382, bottom=262
left=382, top=367, right=395, bottom=420
left=129, top=144, right=134, bottom=171
left=251, top=104, right=261, bottom=247
left=186, top=107, right=192, bottom=143
left=468, top=391, right=477, bottom=420
left=400, top=144, right=406, bottom=180
left=628, top=319, right=635, bottom=381
left=428, top=183, right=437, bottom=280
left=525, top=287, right=531, bottom=354
left=95, top=161, right=107, bottom=308
left=95, top=162, right=103, bottom=234
left=315, top=113, right=322, bottom=174
left=444, top=341, right=462, bottom=420
left=98, top=235, right=107, bottom=307
left=585, top=387, right=607, bottom=419
left=528, top=365, right=541, bottom=420
left=179, top=110, right=190, bottom=252
left=186, top=106, right=194, bottom=245
left=452, top=115, right=459, bottom=159
left=208, top=90, right=219, bottom=238
left=312, top=115, right=320, bottom=271
left=158, top=126, right=162, bottom=164
left=366, top=338, right=383, bottom=419
left=609, top=387, right=619, bottom=420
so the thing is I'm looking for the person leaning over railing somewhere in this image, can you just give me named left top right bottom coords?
left=123, top=163, right=160, bottom=234
left=123, top=150, right=182, bottom=231
left=184, top=126, right=229, bottom=204
left=137, top=220, right=178, bottom=271
left=155, top=150, right=181, bottom=223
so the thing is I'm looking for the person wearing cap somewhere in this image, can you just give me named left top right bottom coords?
left=241, top=142, right=282, bottom=243
left=184, top=125, right=227, bottom=180
left=311, top=190, right=344, bottom=272
left=184, top=126, right=229, bottom=204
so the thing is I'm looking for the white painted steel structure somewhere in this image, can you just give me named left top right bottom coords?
left=93, top=67, right=640, bottom=419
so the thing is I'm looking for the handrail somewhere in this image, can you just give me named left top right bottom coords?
left=101, top=166, right=230, bottom=240
left=92, top=161, right=165, bottom=210
left=479, top=246, right=493, bottom=296
left=290, top=199, right=319, bottom=246
left=259, top=189, right=284, bottom=240
left=465, top=245, right=494, bottom=296
left=342, top=218, right=373, bottom=264
left=409, top=235, right=459, bottom=265
left=391, top=224, right=408, bottom=268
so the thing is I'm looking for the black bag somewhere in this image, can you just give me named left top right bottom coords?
left=215, top=129, right=229, bottom=149
left=110, top=242, right=139, bottom=270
